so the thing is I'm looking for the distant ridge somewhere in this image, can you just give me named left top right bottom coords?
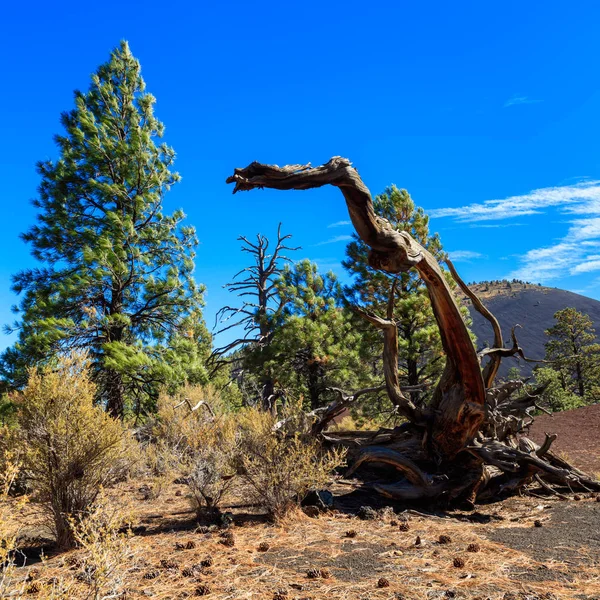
left=459, top=282, right=600, bottom=378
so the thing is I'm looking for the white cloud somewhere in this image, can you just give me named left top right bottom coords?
left=504, top=95, right=542, bottom=108
left=448, top=250, right=484, bottom=262
left=327, top=220, right=351, bottom=228
left=313, top=234, right=353, bottom=246
left=428, top=180, right=600, bottom=223
left=507, top=217, right=600, bottom=281
left=431, top=181, right=600, bottom=284
left=571, top=255, right=600, bottom=274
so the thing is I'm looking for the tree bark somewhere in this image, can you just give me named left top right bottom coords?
left=105, top=367, right=125, bottom=419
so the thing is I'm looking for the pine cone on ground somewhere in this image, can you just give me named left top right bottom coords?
left=438, top=535, right=452, bottom=544
left=75, top=571, right=92, bottom=583
left=345, top=530, right=357, bottom=538
left=200, top=556, right=214, bottom=568
left=161, top=559, right=179, bottom=570
left=399, top=522, right=410, bottom=532
left=377, top=577, right=390, bottom=588
left=194, top=584, right=211, bottom=596
left=306, top=568, right=321, bottom=579
left=453, top=557, right=465, bottom=568
left=143, top=569, right=160, bottom=580
left=257, top=542, right=270, bottom=552
left=26, top=582, right=41, bottom=594
left=467, top=543, right=481, bottom=553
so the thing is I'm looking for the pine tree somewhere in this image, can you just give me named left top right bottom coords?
left=544, top=307, right=600, bottom=402
left=266, top=260, right=363, bottom=410
left=342, top=185, right=449, bottom=405
left=533, top=367, right=584, bottom=412
left=1, top=42, right=208, bottom=418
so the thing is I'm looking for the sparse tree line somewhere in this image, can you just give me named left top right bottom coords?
left=1, top=42, right=600, bottom=581
left=467, top=279, right=541, bottom=287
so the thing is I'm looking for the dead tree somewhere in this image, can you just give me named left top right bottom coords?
left=211, top=225, right=298, bottom=412
left=226, top=157, right=600, bottom=504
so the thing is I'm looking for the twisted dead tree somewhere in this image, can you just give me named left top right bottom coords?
left=210, top=224, right=298, bottom=412
left=226, top=157, right=600, bottom=504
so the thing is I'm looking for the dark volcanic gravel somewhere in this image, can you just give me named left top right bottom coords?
left=487, top=501, right=600, bottom=565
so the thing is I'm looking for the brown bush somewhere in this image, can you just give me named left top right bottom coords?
left=148, top=386, right=238, bottom=514
left=70, top=491, right=134, bottom=599
left=16, top=352, right=130, bottom=548
left=233, top=408, right=345, bottom=519
left=0, top=450, right=25, bottom=597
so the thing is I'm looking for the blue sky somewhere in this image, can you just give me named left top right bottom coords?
left=2, top=1, right=600, bottom=351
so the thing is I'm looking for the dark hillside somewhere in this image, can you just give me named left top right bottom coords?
left=461, top=283, right=600, bottom=378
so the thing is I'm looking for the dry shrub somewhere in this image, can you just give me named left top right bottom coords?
left=234, top=407, right=345, bottom=519
left=151, top=384, right=232, bottom=448
left=327, top=414, right=381, bottom=432
left=149, top=385, right=238, bottom=514
left=70, top=490, right=134, bottom=600
left=16, top=352, right=130, bottom=548
left=0, top=450, right=27, bottom=597
left=1, top=452, right=74, bottom=599
left=186, top=444, right=237, bottom=514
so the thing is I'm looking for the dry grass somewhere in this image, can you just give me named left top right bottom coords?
left=4, top=478, right=600, bottom=600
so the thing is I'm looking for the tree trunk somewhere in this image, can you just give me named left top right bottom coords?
left=575, top=361, right=585, bottom=397
left=227, top=157, right=600, bottom=503
left=261, top=378, right=280, bottom=416
left=105, top=367, right=125, bottom=419
left=307, top=362, right=321, bottom=411
left=405, top=354, right=420, bottom=405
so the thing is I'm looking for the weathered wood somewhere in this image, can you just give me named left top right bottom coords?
left=227, top=157, right=485, bottom=458
left=353, top=280, right=422, bottom=424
